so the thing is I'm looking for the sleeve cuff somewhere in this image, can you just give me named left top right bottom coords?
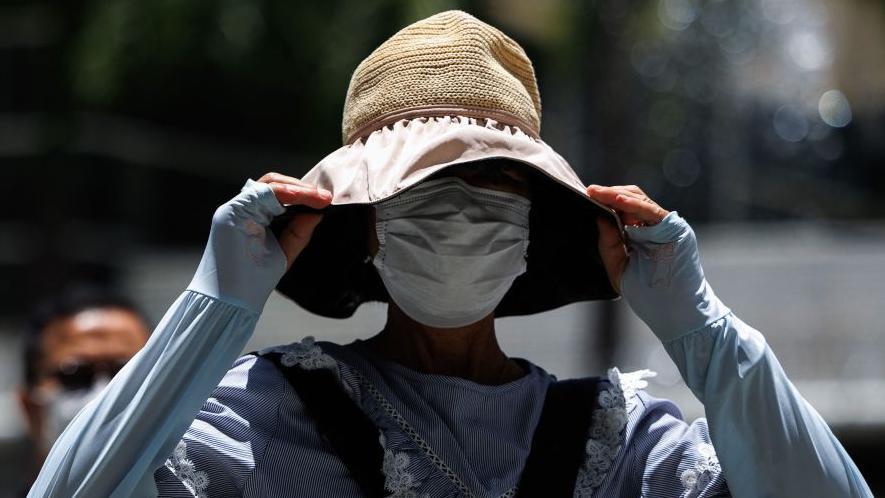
left=620, top=210, right=732, bottom=342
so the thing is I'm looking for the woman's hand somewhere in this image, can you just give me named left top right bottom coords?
left=189, top=173, right=332, bottom=313
left=256, top=172, right=332, bottom=269
left=585, top=184, right=670, bottom=294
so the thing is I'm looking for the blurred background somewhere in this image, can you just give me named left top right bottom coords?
left=2, top=0, right=884, bottom=494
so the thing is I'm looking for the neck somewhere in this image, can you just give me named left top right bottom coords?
left=364, top=303, right=525, bottom=385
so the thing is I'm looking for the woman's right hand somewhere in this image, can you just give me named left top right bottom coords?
left=189, top=173, right=332, bottom=313
left=255, top=172, right=332, bottom=269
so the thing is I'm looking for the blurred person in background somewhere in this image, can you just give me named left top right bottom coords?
left=27, top=10, right=873, bottom=498
left=15, top=286, right=149, bottom=496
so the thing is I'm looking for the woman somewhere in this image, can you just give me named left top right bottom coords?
left=30, top=10, right=871, bottom=498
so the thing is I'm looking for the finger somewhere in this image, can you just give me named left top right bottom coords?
left=620, top=184, right=647, bottom=196
left=588, top=185, right=652, bottom=205
left=596, top=214, right=624, bottom=253
left=268, top=182, right=332, bottom=209
left=586, top=184, right=625, bottom=202
left=606, top=193, right=668, bottom=224
left=614, top=189, right=653, bottom=204
left=278, top=213, right=324, bottom=269
left=258, top=172, right=315, bottom=188
left=587, top=185, right=641, bottom=210
left=601, top=184, right=651, bottom=202
left=595, top=215, right=626, bottom=294
left=586, top=185, right=667, bottom=223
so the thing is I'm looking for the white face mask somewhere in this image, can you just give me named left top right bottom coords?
left=40, top=375, right=110, bottom=449
left=372, top=176, right=531, bottom=328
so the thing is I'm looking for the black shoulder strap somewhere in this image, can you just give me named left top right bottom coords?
left=514, top=377, right=603, bottom=497
left=260, top=350, right=600, bottom=498
left=261, top=352, right=386, bottom=498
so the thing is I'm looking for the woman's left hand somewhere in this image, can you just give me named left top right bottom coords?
left=585, top=184, right=670, bottom=294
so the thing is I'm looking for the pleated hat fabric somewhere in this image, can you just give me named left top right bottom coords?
left=341, top=10, right=542, bottom=144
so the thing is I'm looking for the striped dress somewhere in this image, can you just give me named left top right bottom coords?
left=153, top=338, right=726, bottom=498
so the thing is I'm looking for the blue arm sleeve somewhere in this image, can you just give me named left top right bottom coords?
left=620, top=211, right=873, bottom=498
left=28, top=180, right=288, bottom=498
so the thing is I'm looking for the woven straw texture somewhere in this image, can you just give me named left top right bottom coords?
left=341, top=10, right=542, bottom=144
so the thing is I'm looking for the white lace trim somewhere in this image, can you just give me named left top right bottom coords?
left=166, top=440, right=209, bottom=498
left=362, top=114, right=542, bottom=147
left=347, top=364, right=517, bottom=497
left=353, top=368, right=480, bottom=496
left=379, top=433, right=430, bottom=498
left=609, top=368, right=656, bottom=413
left=280, top=336, right=338, bottom=371
left=277, top=342, right=461, bottom=496
left=573, top=368, right=657, bottom=498
left=680, top=443, right=721, bottom=498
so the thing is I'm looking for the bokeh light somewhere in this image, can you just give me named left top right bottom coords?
left=773, top=105, right=810, bottom=142
left=818, top=89, right=853, bottom=128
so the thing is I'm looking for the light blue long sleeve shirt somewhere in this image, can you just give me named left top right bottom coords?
left=28, top=180, right=872, bottom=497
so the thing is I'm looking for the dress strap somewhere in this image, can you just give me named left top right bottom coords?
left=261, top=351, right=386, bottom=498
left=515, top=377, right=603, bottom=497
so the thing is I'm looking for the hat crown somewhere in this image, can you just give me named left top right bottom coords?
left=342, top=10, right=542, bottom=144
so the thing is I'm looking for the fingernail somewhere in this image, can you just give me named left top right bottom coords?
left=320, top=188, right=332, bottom=198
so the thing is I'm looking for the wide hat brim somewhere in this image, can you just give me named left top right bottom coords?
left=271, top=115, right=625, bottom=320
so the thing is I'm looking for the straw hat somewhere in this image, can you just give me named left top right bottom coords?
left=271, top=10, right=623, bottom=319
left=341, top=10, right=542, bottom=144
